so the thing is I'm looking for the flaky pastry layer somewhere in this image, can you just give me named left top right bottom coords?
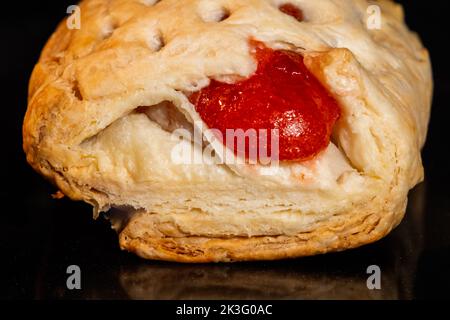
left=23, top=0, right=432, bottom=262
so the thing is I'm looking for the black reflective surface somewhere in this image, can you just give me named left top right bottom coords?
left=1, top=1, right=450, bottom=300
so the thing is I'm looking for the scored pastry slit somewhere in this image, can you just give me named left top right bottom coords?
left=135, top=101, right=194, bottom=134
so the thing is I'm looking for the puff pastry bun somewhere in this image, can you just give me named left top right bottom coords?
left=23, top=0, right=432, bottom=262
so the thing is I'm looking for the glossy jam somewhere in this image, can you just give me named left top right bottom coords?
left=279, top=3, right=304, bottom=22
left=190, top=42, right=340, bottom=162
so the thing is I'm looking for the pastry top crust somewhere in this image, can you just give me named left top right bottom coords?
left=24, top=0, right=432, bottom=215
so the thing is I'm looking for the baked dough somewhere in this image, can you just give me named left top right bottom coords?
left=23, top=0, right=432, bottom=262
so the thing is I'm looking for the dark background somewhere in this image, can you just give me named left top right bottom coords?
left=1, top=1, right=449, bottom=300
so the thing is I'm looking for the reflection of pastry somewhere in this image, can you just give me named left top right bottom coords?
left=120, top=264, right=396, bottom=300
left=23, top=0, right=432, bottom=262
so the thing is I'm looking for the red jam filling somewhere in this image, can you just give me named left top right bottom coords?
left=190, top=42, right=340, bottom=162
left=279, top=3, right=304, bottom=22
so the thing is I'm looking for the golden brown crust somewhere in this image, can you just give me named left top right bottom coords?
left=23, top=0, right=432, bottom=262
left=119, top=196, right=405, bottom=262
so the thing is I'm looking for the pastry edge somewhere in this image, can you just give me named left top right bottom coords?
left=118, top=202, right=405, bottom=263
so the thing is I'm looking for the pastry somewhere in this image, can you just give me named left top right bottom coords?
left=23, top=0, right=432, bottom=262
